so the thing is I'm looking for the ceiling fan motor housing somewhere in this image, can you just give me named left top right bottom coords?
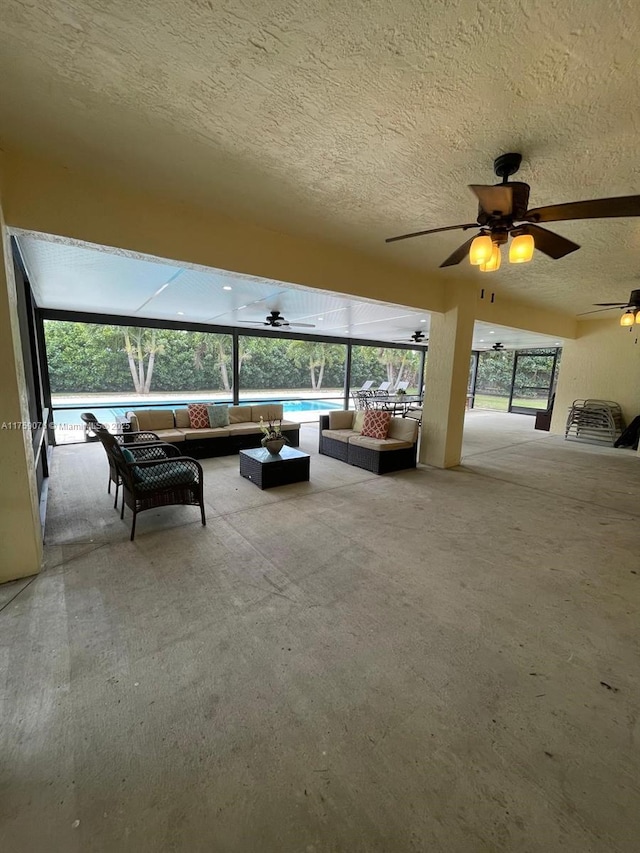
left=630, top=289, right=640, bottom=307
left=476, top=182, right=531, bottom=226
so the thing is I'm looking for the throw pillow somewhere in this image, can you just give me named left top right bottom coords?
left=353, top=410, right=366, bottom=433
left=206, top=405, right=230, bottom=428
left=361, top=410, right=391, bottom=440
left=188, top=403, right=210, bottom=429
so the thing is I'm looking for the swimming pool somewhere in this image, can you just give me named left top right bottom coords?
left=52, top=398, right=342, bottom=428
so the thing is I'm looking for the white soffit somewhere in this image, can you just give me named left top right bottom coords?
left=17, top=234, right=563, bottom=349
left=16, top=233, right=432, bottom=344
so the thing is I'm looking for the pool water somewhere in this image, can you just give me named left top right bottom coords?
left=52, top=398, right=342, bottom=427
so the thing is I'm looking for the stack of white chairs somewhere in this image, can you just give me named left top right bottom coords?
left=564, top=399, right=624, bottom=446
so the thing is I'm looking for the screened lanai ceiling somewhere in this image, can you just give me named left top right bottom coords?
left=16, top=232, right=562, bottom=351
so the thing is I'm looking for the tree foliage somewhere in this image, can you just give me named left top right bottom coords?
left=44, top=321, right=428, bottom=395
left=475, top=349, right=558, bottom=399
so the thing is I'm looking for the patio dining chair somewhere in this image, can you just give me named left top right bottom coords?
left=96, top=426, right=206, bottom=541
left=358, top=380, right=374, bottom=392
left=404, top=407, right=423, bottom=426
left=376, top=381, right=391, bottom=394
left=82, top=413, right=161, bottom=507
left=352, top=390, right=375, bottom=411
left=394, top=380, right=409, bottom=392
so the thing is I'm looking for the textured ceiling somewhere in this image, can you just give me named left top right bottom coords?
left=2, top=0, right=640, bottom=316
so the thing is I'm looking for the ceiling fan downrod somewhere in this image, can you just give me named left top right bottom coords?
left=494, top=153, right=522, bottom=183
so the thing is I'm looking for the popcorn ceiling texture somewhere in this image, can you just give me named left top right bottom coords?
left=1, top=0, right=639, bottom=315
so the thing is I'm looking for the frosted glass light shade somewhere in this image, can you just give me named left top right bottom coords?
left=479, top=244, right=501, bottom=272
left=469, top=235, right=494, bottom=265
left=620, top=311, right=635, bottom=326
left=509, top=233, right=535, bottom=264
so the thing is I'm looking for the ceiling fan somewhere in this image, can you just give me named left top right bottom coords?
left=239, top=310, right=316, bottom=329
left=393, top=330, right=428, bottom=344
left=491, top=342, right=505, bottom=351
left=386, top=153, right=640, bottom=271
left=579, top=288, right=640, bottom=326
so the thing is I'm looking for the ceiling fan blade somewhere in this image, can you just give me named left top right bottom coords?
left=518, top=223, right=580, bottom=259
left=469, top=184, right=513, bottom=216
left=592, top=302, right=628, bottom=307
left=386, top=223, right=477, bottom=243
left=439, top=235, right=477, bottom=268
left=524, top=195, right=640, bottom=224
left=288, top=322, right=316, bottom=328
left=577, top=307, right=624, bottom=316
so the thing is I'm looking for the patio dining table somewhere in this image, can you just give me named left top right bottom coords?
left=367, top=394, right=423, bottom=416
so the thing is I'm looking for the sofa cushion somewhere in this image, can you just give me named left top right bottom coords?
left=361, top=410, right=391, bottom=439
left=132, top=409, right=174, bottom=431
left=153, top=429, right=186, bottom=443
left=348, top=435, right=414, bottom=452
left=206, top=405, right=230, bottom=428
left=329, top=410, right=354, bottom=430
left=353, top=410, right=366, bottom=433
left=174, top=408, right=191, bottom=428
left=228, top=405, right=253, bottom=424
left=183, top=427, right=230, bottom=441
left=322, top=428, right=356, bottom=444
left=251, top=403, right=284, bottom=422
left=226, top=422, right=263, bottom=436
left=279, top=421, right=300, bottom=431
left=387, top=417, right=419, bottom=443
left=188, top=403, right=210, bottom=429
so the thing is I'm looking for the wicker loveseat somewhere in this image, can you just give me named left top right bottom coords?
left=319, top=411, right=419, bottom=474
left=126, top=403, right=300, bottom=459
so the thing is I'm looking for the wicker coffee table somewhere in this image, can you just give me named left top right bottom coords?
left=239, top=446, right=310, bottom=490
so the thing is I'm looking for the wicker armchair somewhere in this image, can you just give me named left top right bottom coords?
left=96, top=427, right=206, bottom=541
left=82, top=413, right=161, bottom=506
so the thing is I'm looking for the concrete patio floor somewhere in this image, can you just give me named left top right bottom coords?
left=1, top=412, right=639, bottom=852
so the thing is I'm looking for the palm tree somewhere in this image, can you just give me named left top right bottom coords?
left=193, top=333, right=250, bottom=391
left=119, top=327, right=164, bottom=394
left=286, top=341, right=341, bottom=390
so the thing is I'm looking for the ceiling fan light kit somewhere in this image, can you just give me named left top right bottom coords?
left=509, top=232, right=535, bottom=264
left=386, top=152, right=640, bottom=271
left=620, top=311, right=636, bottom=327
left=469, top=234, right=493, bottom=265
left=479, top=242, right=501, bottom=272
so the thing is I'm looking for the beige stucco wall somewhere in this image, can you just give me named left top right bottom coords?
left=3, top=150, right=450, bottom=316
left=475, top=291, right=576, bottom=342
left=551, top=318, right=640, bottom=435
left=1, top=150, right=578, bottom=340
left=0, top=174, right=43, bottom=581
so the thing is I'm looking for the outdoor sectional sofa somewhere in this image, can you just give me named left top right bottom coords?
left=126, top=403, right=300, bottom=459
left=319, top=410, right=419, bottom=474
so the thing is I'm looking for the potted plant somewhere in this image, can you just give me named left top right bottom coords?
left=259, top=417, right=290, bottom=455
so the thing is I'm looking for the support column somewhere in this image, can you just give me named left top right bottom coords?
left=0, top=198, right=43, bottom=581
left=420, top=290, right=475, bottom=469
